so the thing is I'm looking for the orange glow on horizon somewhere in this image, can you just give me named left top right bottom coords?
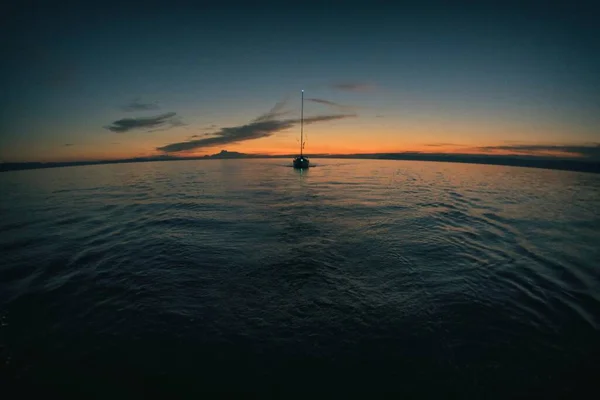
left=0, top=120, right=592, bottom=163
left=2, top=143, right=587, bottom=163
left=158, top=144, right=586, bottom=160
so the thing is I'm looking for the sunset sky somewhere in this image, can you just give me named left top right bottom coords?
left=1, top=1, right=599, bottom=163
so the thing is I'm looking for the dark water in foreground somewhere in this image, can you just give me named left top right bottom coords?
left=1, top=159, right=599, bottom=396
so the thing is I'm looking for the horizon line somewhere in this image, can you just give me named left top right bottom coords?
left=2, top=151, right=599, bottom=174
left=3, top=146, right=598, bottom=165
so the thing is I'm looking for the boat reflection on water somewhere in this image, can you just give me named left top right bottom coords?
left=292, top=164, right=310, bottom=176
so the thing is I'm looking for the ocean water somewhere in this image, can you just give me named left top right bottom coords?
left=1, top=159, right=599, bottom=396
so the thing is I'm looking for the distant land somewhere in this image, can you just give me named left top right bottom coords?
left=2, top=149, right=600, bottom=174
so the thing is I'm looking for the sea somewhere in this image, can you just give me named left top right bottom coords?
left=1, top=158, right=599, bottom=397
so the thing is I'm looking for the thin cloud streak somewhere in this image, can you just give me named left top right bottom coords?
left=105, top=112, right=182, bottom=133
left=253, top=97, right=291, bottom=122
left=187, top=133, right=212, bottom=140
left=147, top=115, right=186, bottom=132
left=472, top=143, right=600, bottom=159
left=307, top=98, right=342, bottom=107
left=157, top=108, right=356, bottom=153
left=307, top=98, right=356, bottom=112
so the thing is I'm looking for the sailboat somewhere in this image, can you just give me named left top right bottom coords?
left=293, top=90, right=310, bottom=169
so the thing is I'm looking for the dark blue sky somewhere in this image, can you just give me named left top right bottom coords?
left=1, top=1, right=599, bottom=161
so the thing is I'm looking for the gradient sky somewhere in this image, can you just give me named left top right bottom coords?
left=1, top=1, right=599, bottom=162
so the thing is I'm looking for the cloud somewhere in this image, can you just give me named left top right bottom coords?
left=331, top=82, right=376, bottom=92
left=121, top=98, right=160, bottom=112
left=473, top=143, right=600, bottom=159
left=158, top=120, right=293, bottom=153
left=253, top=97, right=291, bottom=122
left=307, top=98, right=342, bottom=107
left=147, top=115, right=186, bottom=132
left=375, top=114, right=385, bottom=118
left=307, top=98, right=355, bottom=112
left=157, top=105, right=356, bottom=153
left=301, top=114, right=357, bottom=124
left=64, top=143, right=75, bottom=147
left=187, top=133, right=212, bottom=140
left=105, top=112, right=183, bottom=133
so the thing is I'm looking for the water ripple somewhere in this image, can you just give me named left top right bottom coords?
left=0, top=159, right=599, bottom=395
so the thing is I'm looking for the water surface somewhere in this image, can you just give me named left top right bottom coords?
left=1, top=159, right=599, bottom=396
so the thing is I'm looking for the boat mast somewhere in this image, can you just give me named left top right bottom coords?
left=300, top=89, right=304, bottom=157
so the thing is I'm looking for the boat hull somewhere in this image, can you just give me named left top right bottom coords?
left=293, top=157, right=310, bottom=169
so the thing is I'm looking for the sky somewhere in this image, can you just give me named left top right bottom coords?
left=1, top=0, right=599, bottom=163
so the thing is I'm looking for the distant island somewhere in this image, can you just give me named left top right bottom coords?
left=2, top=149, right=599, bottom=174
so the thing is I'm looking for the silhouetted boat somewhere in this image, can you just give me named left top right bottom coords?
left=293, top=90, right=310, bottom=169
